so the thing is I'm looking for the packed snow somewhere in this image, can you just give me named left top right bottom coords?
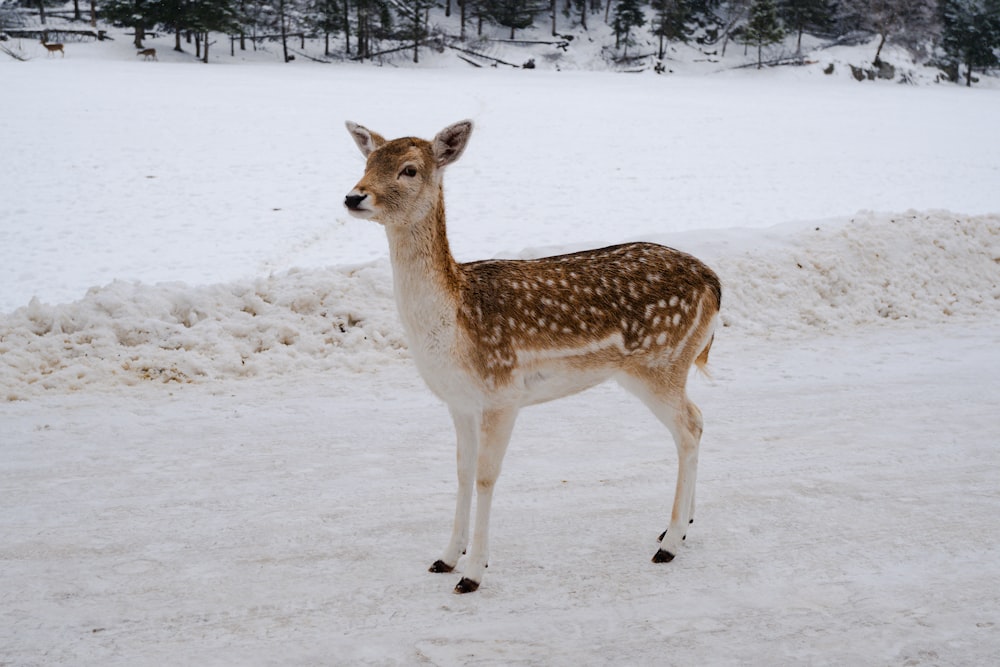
left=2, top=49, right=999, bottom=665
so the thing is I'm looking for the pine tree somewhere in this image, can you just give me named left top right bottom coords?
left=779, top=0, right=832, bottom=54
left=650, top=0, right=694, bottom=59
left=940, top=0, right=1000, bottom=86
left=306, top=0, right=345, bottom=55
left=613, top=0, right=646, bottom=55
left=100, top=0, right=155, bottom=47
left=397, top=0, right=435, bottom=62
left=188, top=0, right=239, bottom=62
left=744, top=0, right=784, bottom=68
left=487, top=0, right=543, bottom=39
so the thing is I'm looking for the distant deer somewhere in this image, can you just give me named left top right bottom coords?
left=40, top=38, right=64, bottom=57
left=344, top=121, right=721, bottom=594
left=137, top=48, right=157, bottom=61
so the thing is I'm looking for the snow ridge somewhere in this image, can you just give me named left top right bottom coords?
left=0, top=262, right=406, bottom=398
left=705, top=210, right=1000, bottom=335
left=2, top=210, right=997, bottom=398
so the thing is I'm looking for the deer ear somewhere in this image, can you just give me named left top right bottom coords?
left=432, top=120, right=473, bottom=168
left=345, top=121, right=385, bottom=157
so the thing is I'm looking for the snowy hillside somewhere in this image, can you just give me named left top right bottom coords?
left=3, top=1, right=999, bottom=85
left=2, top=53, right=999, bottom=665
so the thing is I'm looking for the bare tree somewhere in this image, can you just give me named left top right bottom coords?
left=839, top=0, right=937, bottom=65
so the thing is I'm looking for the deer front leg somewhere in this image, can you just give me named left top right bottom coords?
left=454, top=407, right=518, bottom=594
left=430, top=409, right=480, bottom=574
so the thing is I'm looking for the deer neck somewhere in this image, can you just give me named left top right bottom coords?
left=383, top=193, right=462, bottom=343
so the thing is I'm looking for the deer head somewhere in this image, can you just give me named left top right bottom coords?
left=344, top=120, right=473, bottom=226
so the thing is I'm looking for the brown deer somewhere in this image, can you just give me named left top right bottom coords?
left=137, top=48, right=157, bottom=61
left=344, top=121, right=721, bottom=594
left=40, top=38, right=64, bottom=57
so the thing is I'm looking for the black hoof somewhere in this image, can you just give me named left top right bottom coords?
left=429, top=560, right=454, bottom=573
left=652, top=549, right=675, bottom=563
left=454, top=577, right=480, bottom=594
left=657, top=529, right=667, bottom=542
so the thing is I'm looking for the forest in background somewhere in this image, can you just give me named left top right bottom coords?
left=2, top=0, right=999, bottom=84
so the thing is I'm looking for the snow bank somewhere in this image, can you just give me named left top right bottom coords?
left=701, top=210, right=1000, bottom=335
left=0, top=262, right=406, bottom=399
left=2, top=210, right=997, bottom=398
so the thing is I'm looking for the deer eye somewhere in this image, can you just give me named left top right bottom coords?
left=399, top=165, right=418, bottom=178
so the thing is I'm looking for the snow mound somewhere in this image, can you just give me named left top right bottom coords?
left=2, top=210, right=997, bottom=398
left=705, top=210, right=1000, bottom=335
left=0, top=262, right=406, bottom=399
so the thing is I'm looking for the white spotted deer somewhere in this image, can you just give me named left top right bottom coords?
left=344, top=120, right=721, bottom=594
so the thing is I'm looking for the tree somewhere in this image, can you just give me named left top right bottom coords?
left=715, top=0, right=750, bottom=56
left=839, top=0, right=937, bottom=65
left=650, top=0, right=695, bottom=59
left=306, top=0, right=345, bottom=55
left=744, top=0, right=784, bottom=68
left=779, top=0, right=832, bottom=54
left=612, top=0, right=645, bottom=54
left=396, top=0, right=435, bottom=62
left=940, top=0, right=1000, bottom=86
left=188, top=0, right=239, bottom=62
left=487, top=0, right=542, bottom=38
left=100, top=0, right=154, bottom=47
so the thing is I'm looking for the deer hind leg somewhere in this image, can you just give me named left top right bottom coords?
left=618, top=372, right=702, bottom=563
left=430, top=408, right=480, bottom=574
left=454, top=406, right=518, bottom=594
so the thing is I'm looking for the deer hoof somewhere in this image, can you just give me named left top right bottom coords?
left=454, top=577, right=480, bottom=594
left=652, top=549, right=675, bottom=563
left=429, top=560, right=454, bottom=573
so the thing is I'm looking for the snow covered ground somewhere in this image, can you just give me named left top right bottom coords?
left=2, top=53, right=999, bottom=665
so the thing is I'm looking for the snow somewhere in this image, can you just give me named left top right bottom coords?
left=2, top=46, right=1000, bottom=665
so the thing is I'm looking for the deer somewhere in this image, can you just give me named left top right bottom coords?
left=137, top=48, right=157, bottom=61
left=344, top=120, right=721, bottom=594
left=40, top=38, right=64, bottom=57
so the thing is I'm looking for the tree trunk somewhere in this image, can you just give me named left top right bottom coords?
left=757, top=42, right=762, bottom=69
left=134, top=24, right=145, bottom=49
left=445, top=0, right=451, bottom=17
left=37, top=0, right=46, bottom=25
left=90, top=0, right=97, bottom=27
left=873, top=32, right=887, bottom=66
left=175, top=29, right=182, bottom=51
left=657, top=33, right=663, bottom=60
left=551, top=0, right=556, bottom=36
left=580, top=0, right=587, bottom=30
left=460, top=0, right=466, bottom=39
left=280, top=0, right=289, bottom=62
left=73, top=0, right=81, bottom=21
left=343, top=0, right=351, bottom=55
left=202, top=32, right=210, bottom=63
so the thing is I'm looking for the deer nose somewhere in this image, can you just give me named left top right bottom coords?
left=345, top=193, right=367, bottom=210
